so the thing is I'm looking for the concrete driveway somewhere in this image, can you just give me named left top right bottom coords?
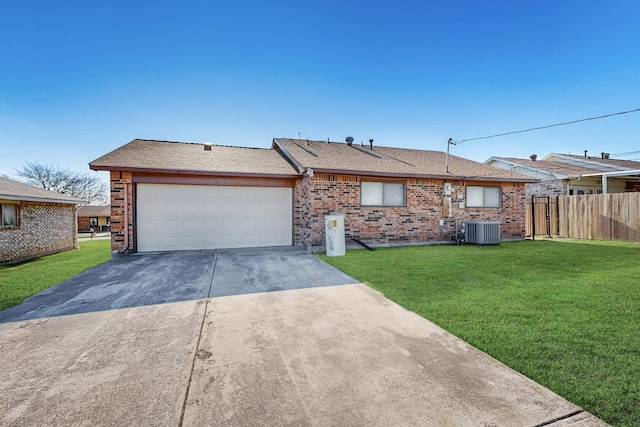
left=0, top=247, right=608, bottom=426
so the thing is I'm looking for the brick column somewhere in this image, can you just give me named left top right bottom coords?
left=110, top=171, right=133, bottom=253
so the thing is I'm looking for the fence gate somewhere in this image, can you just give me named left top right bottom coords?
left=525, top=196, right=560, bottom=239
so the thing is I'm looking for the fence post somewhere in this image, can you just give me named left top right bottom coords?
left=531, top=196, right=536, bottom=240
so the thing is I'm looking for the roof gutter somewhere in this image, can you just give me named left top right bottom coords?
left=0, top=194, right=83, bottom=204
left=306, top=168, right=538, bottom=183
left=89, top=165, right=300, bottom=179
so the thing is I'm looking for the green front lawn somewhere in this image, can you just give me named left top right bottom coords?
left=320, top=239, right=640, bottom=427
left=0, top=239, right=111, bottom=311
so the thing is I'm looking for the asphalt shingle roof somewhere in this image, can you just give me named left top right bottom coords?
left=274, top=138, right=536, bottom=182
left=498, top=157, right=597, bottom=177
left=0, top=176, right=83, bottom=204
left=77, top=205, right=110, bottom=217
left=89, top=139, right=299, bottom=177
left=545, top=153, right=640, bottom=172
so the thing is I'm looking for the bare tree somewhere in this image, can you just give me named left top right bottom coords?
left=16, top=162, right=108, bottom=205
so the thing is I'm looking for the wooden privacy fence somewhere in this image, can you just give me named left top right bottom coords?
left=526, top=193, right=640, bottom=242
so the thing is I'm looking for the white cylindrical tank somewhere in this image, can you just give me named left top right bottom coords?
left=324, top=214, right=346, bottom=256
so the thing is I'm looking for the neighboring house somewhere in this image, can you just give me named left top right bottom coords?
left=0, top=176, right=83, bottom=264
left=486, top=153, right=640, bottom=196
left=89, top=138, right=536, bottom=254
left=77, top=205, right=111, bottom=232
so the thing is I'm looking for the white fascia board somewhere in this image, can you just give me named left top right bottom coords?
left=581, top=169, right=640, bottom=178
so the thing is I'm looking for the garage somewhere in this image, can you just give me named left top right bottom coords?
left=136, top=183, right=292, bottom=252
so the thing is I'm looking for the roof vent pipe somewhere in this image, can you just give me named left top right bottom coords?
left=529, top=154, right=537, bottom=161
left=604, top=153, right=610, bottom=159
left=203, top=143, right=212, bottom=151
left=369, top=139, right=374, bottom=150
left=327, top=138, right=330, bottom=144
left=345, top=136, right=354, bottom=146
left=584, top=150, right=588, bottom=158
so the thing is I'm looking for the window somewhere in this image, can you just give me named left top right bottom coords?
left=466, top=186, right=501, bottom=208
left=1, top=203, right=18, bottom=226
left=361, top=182, right=405, bottom=206
left=89, top=217, right=98, bottom=227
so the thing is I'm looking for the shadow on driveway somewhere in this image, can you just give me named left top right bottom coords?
left=0, top=246, right=358, bottom=323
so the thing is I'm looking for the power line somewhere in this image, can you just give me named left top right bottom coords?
left=454, top=107, right=640, bottom=145
left=611, top=150, right=640, bottom=157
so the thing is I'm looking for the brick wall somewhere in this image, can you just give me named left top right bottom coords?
left=0, top=202, right=77, bottom=264
left=525, top=179, right=567, bottom=197
left=295, top=173, right=526, bottom=248
left=110, top=171, right=133, bottom=253
left=78, top=216, right=91, bottom=231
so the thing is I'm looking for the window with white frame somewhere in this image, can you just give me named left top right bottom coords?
left=466, top=186, right=501, bottom=208
left=361, top=181, right=406, bottom=206
left=90, top=217, right=98, bottom=227
left=1, top=203, right=18, bottom=227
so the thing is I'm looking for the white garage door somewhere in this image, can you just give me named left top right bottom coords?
left=136, top=184, right=292, bottom=252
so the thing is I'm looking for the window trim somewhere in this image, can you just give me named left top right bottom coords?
left=465, top=186, right=502, bottom=208
left=1, top=202, right=19, bottom=227
left=360, top=181, right=406, bottom=207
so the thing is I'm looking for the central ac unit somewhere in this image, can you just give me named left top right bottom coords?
left=463, top=222, right=501, bottom=245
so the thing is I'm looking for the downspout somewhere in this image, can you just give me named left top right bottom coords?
left=602, top=175, right=608, bottom=194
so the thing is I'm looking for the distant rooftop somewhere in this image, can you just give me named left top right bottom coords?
left=0, top=176, right=83, bottom=204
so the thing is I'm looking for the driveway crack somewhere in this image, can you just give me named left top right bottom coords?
left=533, top=409, right=584, bottom=426
left=178, top=251, right=218, bottom=427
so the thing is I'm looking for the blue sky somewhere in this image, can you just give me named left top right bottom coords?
left=1, top=1, right=639, bottom=182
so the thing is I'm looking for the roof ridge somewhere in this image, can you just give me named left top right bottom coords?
left=274, top=137, right=442, bottom=154
left=134, top=138, right=273, bottom=151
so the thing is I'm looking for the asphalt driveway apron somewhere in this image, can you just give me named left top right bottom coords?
left=0, top=247, right=608, bottom=426
left=0, top=247, right=355, bottom=322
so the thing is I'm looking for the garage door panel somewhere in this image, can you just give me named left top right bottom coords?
left=276, top=203, right=289, bottom=215
left=183, top=219, right=201, bottom=230
left=161, top=219, right=182, bottom=231
left=223, top=203, right=238, bottom=214
left=163, top=203, right=182, bottom=215
left=137, top=184, right=292, bottom=252
left=275, top=232, right=291, bottom=243
left=241, top=219, right=256, bottom=229
left=162, top=236, right=182, bottom=247
left=139, top=219, right=161, bottom=231
left=258, top=218, right=273, bottom=228
left=241, top=234, right=257, bottom=244
left=259, top=204, right=273, bottom=214
left=241, top=203, right=257, bottom=214
left=222, top=235, right=240, bottom=245
left=222, top=188, right=239, bottom=198
left=203, top=203, right=220, bottom=214
left=138, top=201, right=161, bottom=215
left=161, top=186, right=181, bottom=197
left=203, top=219, right=221, bottom=230
left=223, top=219, right=239, bottom=229
left=183, top=186, right=202, bottom=197
left=183, top=203, right=201, bottom=215
left=183, top=235, right=203, bottom=247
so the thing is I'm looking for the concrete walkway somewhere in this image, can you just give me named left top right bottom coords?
left=0, top=249, right=609, bottom=426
